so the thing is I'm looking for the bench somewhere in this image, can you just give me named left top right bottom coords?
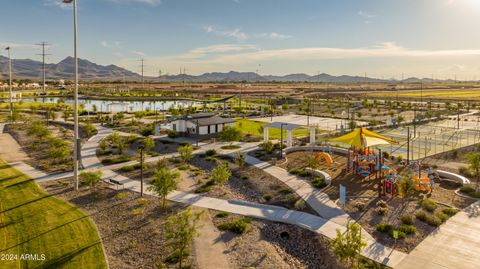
left=103, top=177, right=125, bottom=189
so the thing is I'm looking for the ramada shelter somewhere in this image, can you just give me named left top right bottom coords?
left=167, top=113, right=235, bottom=137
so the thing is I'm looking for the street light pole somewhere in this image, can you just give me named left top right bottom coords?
left=64, top=0, right=80, bottom=191
left=5, top=47, right=13, bottom=122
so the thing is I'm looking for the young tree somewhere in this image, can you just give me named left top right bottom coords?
left=147, top=168, right=179, bottom=209
left=211, top=162, right=232, bottom=184
left=234, top=151, right=246, bottom=167
left=165, top=208, right=203, bottom=269
left=466, top=153, right=480, bottom=190
left=84, top=122, right=97, bottom=137
left=143, top=137, right=155, bottom=152
left=220, top=125, right=241, bottom=144
left=399, top=176, right=415, bottom=203
left=178, top=144, right=193, bottom=163
left=28, top=121, right=50, bottom=140
left=306, top=154, right=319, bottom=171
left=80, top=171, right=102, bottom=191
left=331, top=221, right=366, bottom=268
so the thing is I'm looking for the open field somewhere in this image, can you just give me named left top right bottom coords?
left=368, top=89, right=480, bottom=100
left=235, top=119, right=309, bottom=138
left=0, top=161, right=106, bottom=269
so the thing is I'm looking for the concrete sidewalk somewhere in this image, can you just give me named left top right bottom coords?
left=396, top=201, right=480, bottom=269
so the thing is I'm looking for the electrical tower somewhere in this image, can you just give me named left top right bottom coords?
left=36, top=42, right=51, bottom=93
left=140, top=59, right=145, bottom=91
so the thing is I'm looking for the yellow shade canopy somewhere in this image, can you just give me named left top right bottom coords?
left=329, top=128, right=397, bottom=148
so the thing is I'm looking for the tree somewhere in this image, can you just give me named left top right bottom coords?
left=178, top=144, right=193, bottom=163
left=165, top=208, right=203, bottom=269
left=399, top=176, right=415, bottom=203
left=92, top=104, right=97, bottom=112
left=220, top=125, right=241, bottom=144
left=211, top=162, right=232, bottom=184
left=80, top=171, right=102, bottom=191
left=234, top=151, right=246, bottom=167
left=331, top=221, right=366, bottom=268
left=84, top=122, right=97, bottom=137
left=143, top=137, right=155, bottom=152
left=466, top=153, right=480, bottom=190
left=148, top=168, right=180, bottom=209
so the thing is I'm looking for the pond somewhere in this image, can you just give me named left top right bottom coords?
left=21, top=97, right=201, bottom=112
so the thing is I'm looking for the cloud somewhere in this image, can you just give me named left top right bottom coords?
left=358, top=10, right=376, bottom=24
left=177, top=44, right=257, bottom=59
left=108, top=0, right=162, bottom=5
left=256, top=32, right=292, bottom=40
left=203, top=25, right=291, bottom=41
left=203, top=25, right=248, bottom=40
left=101, top=40, right=122, bottom=49
left=131, top=50, right=146, bottom=57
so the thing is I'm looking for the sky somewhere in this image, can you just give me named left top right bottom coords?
left=2, top=0, right=480, bottom=79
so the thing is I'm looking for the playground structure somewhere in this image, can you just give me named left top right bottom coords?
left=329, top=128, right=397, bottom=179
left=315, top=152, right=334, bottom=166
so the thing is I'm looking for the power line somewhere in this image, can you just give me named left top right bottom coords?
left=36, top=42, right=51, bottom=93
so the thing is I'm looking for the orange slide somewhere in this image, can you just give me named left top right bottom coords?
left=315, top=152, right=334, bottom=166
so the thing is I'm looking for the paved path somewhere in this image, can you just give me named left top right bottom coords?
left=3, top=123, right=407, bottom=267
left=396, top=201, right=480, bottom=269
left=244, top=154, right=350, bottom=226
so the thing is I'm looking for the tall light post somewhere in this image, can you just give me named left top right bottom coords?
left=63, top=0, right=80, bottom=191
left=5, top=47, right=13, bottom=122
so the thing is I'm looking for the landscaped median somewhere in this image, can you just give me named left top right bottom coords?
left=0, top=161, right=107, bottom=269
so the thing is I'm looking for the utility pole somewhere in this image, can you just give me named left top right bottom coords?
left=140, top=58, right=145, bottom=92
left=407, top=126, right=410, bottom=164
left=5, top=47, right=13, bottom=122
left=63, top=0, right=80, bottom=191
left=36, top=42, right=51, bottom=93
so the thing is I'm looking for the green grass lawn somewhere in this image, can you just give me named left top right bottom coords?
left=235, top=119, right=309, bottom=139
left=0, top=161, right=107, bottom=269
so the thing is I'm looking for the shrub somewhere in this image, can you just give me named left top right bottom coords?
left=298, top=170, right=312, bottom=177
left=312, top=177, right=327, bottom=189
left=436, top=212, right=449, bottom=222
left=194, top=185, right=212, bottom=193
left=400, top=214, right=415, bottom=225
left=376, top=200, right=388, bottom=208
left=215, top=212, right=230, bottom=218
left=177, top=164, right=190, bottom=170
left=241, top=175, right=249, bottom=180
left=210, top=162, right=232, bottom=184
left=420, top=199, right=438, bottom=212
left=375, top=223, right=393, bottom=233
left=120, top=165, right=135, bottom=172
left=164, top=250, right=189, bottom=264
left=131, top=208, right=144, bottom=216
left=289, top=168, right=302, bottom=175
left=459, top=186, right=476, bottom=194
left=205, top=149, right=217, bottom=156
left=263, top=194, right=273, bottom=201
left=397, top=225, right=416, bottom=235
left=458, top=167, right=474, bottom=178
left=140, top=125, right=154, bottom=136
left=205, top=156, right=218, bottom=163
left=137, top=198, right=148, bottom=206
left=353, top=201, right=366, bottom=212
left=218, top=218, right=251, bottom=234
left=426, top=215, right=442, bottom=227
left=278, top=188, right=293, bottom=195
left=376, top=207, right=388, bottom=215
left=179, top=142, right=191, bottom=147
left=115, top=192, right=129, bottom=200
left=415, top=211, right=427, bottom=221
left=442, top=207, right=459, bottom=216
left=388, top=229, right=406, bottom=239
left=167, top=130, right=179, bottom=139
left=294, top=199, right=306, bottom=210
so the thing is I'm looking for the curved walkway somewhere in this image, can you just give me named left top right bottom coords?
left=3, top=124, right=407, bottom=267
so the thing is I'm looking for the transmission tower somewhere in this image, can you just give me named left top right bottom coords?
left=36, top=42, right=51, bottom=93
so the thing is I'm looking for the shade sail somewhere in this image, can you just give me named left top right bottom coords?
left=328, top=128, right=397, bottom=148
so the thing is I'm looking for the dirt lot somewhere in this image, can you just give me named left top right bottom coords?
left=39, top=180, right=193, bottom=269
left=210, top=212, right=342, bottom=269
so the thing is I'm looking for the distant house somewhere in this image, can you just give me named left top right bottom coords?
left=166, top=113, right=235, bottom=137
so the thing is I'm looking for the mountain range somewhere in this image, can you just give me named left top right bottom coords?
left=0, top=56, right=451, bottom=83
